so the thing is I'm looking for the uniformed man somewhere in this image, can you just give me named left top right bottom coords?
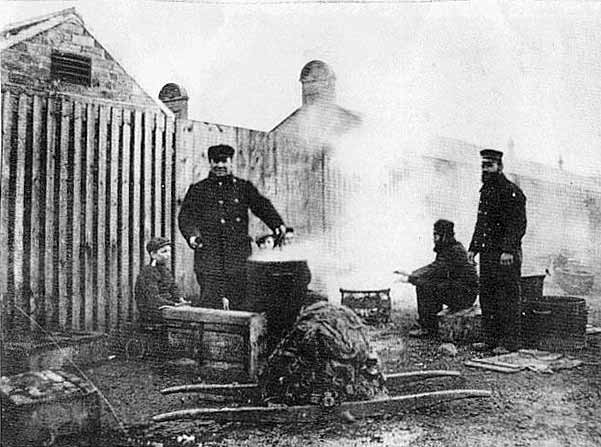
left=178, top=144, right=286, bottom=310
left=394, top=219, right=479, bottom=337
left=468, top=149, right=527, bottom=351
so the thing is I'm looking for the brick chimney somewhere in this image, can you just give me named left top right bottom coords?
left=159, top=83, right=189, bottom=119
left=299, top=60, right=336, bottom=106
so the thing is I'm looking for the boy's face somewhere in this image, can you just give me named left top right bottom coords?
left=151, top=245, right=171, bottom=264
left=259, top=236, right=275, bottom=250
left=283, top=232, right=295, bottom=245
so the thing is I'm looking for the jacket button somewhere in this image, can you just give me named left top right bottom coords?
left=236, top=217, right=241, bottom=222
left=220, top=218, right=226, bottom=224
left=218, top=200, right=224, bottom=205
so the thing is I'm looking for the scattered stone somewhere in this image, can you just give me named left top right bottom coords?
left=168, top=358, right=198, bottom=367
left=492, top=346, right=510, bottom=355
left=340, top=409, right=357, bottom=423
left=438, top=343, right=458, bottom=356
left=176, top=433, right=195, bottom=444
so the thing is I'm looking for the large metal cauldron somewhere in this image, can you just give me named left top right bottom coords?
left=245, top=259, right=312, bottom=351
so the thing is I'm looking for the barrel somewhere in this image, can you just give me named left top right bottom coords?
left=522, top=295, right=587, bottom=351
left=245, top=259, right=312, bottom=351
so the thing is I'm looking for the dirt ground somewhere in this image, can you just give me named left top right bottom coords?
left=56, top=284, right=601, bottom=447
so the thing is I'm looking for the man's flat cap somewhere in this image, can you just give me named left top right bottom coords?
left=208, top=144, right=235, bottom=161
left=480, top=149, right=503, bottom=162
left=146, top=236, right=171, bottom=254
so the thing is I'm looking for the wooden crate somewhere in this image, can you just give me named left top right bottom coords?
left=162, top=306, right=267, bottom=382
left=0, top=370, right=100, bottom=446
left=1, top=332, right=108, bottom=375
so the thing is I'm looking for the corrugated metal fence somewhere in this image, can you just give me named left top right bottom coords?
left=1, top=91, right=175, bottom=333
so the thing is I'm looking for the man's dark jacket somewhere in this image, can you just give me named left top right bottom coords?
left=134, top=263, right=182, bottom=323
left=178, top=173, right=284, bottom=280
left=409, top=239, right=479, bottom=292
left=469, top=173, right=527, bottom=255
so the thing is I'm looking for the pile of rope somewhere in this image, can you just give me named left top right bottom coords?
left=259, top=301, right=388, bottom=407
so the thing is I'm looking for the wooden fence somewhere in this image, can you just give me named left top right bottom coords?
left=1, top=91, right=175, bottom=334
left=4, top=90, right=601, bottom=335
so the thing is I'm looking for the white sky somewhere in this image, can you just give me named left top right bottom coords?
left=2, top=0, right=601, bottom=175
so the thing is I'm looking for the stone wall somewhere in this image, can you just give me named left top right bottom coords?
left=1, top=19, right=157, bottom=108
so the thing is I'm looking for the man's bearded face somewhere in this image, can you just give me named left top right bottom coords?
left=481, top=160, right=501, bottom=184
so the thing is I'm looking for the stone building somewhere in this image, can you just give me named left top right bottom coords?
left=270, top=60, right=361, bottom=143
left=159, top=83, right=189, bottom=119
left=1, top=8, right=174, bottom=334
left=0, top=7, right=169, bottom=113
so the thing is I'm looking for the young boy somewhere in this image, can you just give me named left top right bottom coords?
left=134, top=237, right=189, bottom=324
left=256, top=234, right=276, bottom=250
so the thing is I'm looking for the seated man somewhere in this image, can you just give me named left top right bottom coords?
left=134, top=237, right=189, bottom=325
left=395, top=219, right=478, bottom=337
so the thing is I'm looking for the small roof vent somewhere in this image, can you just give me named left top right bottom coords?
left=51, top=50, right=92, bottom=86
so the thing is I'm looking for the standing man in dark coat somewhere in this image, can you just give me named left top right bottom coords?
left=395, top=219, right=479, bottom=337
left=178, top=144, right=286, bottom=310
left=468, top=149, right=527, bottom=352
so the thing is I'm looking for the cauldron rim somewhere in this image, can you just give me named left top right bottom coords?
left=339, top=288, right=391, bottom=293
left=246, top=258, right=309, bottom=264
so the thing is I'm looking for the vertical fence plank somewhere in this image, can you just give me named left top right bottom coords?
left=130, top=110, right=143, bottom=321
left=30, top=95, right=44, bottom=329
left=96, top=104, right=108, bottom=331
left=165, top=117, right=175, bottom=273
left=58, top=98, right=72, bottom=331
left=44, top=97, right=57, bottom=329
left=83, top=103, right=96, bottom=331
left=14, top=93, right=29, bottom=328
left=109, top=107, right=120, bottom=331
left=71, top=101, right=83, bottom=331
left=154, top=113, right=164, bottom=237
left=1, top=91, right=13, bottom=330
left=120, top=109, right=132, bottom=325
left=143, top=111, right=153, bottom=242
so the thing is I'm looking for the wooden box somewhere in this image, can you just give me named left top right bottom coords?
left=1, top=332, right=108, bottom=375
left=0, top=370, right=100, bottom=446
left=162, top=306, right=267, bottom=382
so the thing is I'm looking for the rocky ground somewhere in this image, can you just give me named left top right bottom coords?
left=54, top=285, right=601, bottom=447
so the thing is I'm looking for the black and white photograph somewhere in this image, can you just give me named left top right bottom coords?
left=1, top=1, right=601, bottom=445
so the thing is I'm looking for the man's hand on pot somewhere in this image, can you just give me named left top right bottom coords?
left=500, top=252, right=514, bottom=266
left=467, top=251, right=476, bottom=265
left=189, top=236, right=202, bottom=249
left=393, top=270, right=410, bottom=283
